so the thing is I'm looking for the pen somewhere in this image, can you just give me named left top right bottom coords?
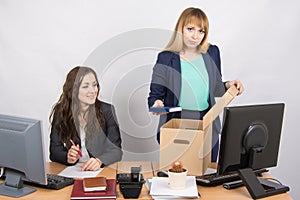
left=70, top=139, right=82, bottom=157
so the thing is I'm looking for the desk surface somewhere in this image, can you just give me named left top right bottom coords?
left=0, top=162, right=293, bottom=200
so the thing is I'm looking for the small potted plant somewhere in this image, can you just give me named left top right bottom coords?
left=168, top=161, right=188, bottom=189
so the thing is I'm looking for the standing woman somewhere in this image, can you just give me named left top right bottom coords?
left=50, top=66, right=122, bottom=171
left=148, top=7, right=244, bottom=162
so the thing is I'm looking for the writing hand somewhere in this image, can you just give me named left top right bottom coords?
left=70, top=139, right=82, bottom=157
left=67, top=144, right=81, bottom=164
left=81, top=158, right=102, bottom=171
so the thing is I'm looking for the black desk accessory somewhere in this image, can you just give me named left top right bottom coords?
left=223, top=180, right=244, bottom=190
left=238, top=168, right=289, bottom=199
left=157, top=170, right=168, bottom=177
left=117, top=166, right=144, bottom=199
left=0, top=171, right=74, bottom=190
left=196, top=168, right=267, bottom=186
left=45, top=174, right=74, bottom=190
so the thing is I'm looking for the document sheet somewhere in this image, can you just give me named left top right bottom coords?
left=58, top=163, right=103, bottom=178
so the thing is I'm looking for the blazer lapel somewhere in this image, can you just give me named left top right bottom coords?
left=171, top=53, right=181, bottom=106
left=202, top=52, right=214, bottom=94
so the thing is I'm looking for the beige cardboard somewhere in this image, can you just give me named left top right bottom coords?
left=159, top=86, right=239, bottom=176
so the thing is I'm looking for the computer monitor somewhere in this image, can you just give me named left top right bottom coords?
left=217, top=103, right=289, bottom=199
left=0, top=114, right=47, bottom=198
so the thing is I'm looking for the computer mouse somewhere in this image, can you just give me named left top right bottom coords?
left=157, top=170, right=168, bottom=177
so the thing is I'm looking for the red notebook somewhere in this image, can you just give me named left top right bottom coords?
left=70, top=179, right=117, bottom=200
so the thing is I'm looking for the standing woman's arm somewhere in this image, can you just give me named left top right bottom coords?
left=148, top=52, right=171, bottom=108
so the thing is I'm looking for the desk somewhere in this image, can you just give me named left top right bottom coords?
left=0, top=162, right=293, bottom=200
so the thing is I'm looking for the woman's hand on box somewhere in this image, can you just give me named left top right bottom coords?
left=226, top=80, right=244, bottom=95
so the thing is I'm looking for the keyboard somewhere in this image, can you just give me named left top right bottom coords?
left=44, top=174, right=74, bottom=190
left=196, top=168, right=268, bottom=186
left=1, top=173, right=74, bottom=190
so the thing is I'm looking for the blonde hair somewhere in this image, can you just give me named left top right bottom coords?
left=165, top=7, right=210, bottom=53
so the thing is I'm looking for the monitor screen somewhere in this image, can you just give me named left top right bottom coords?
left=217, top=103, right=285, bottom=175
left=0, top=114, right=47, bottom=198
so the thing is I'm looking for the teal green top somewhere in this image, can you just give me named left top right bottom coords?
left=178, top=55, right=209, bottom=111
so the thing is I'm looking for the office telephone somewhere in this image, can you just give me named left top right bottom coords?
left=117, top=166, right=144, bottom=199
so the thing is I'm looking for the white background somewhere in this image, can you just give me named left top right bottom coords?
left=0, top=0, right=299, bottom=198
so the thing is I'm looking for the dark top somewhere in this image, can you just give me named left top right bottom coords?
left=148, top=45, right=226, bottom=136
left=49, top=101, right=123, bottom=166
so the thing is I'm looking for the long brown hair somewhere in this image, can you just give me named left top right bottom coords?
left=165, top=7, right=210, bottom=53
left=49, top=66, right=104, bottom=146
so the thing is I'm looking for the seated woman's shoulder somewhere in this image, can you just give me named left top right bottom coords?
left=99, top=101, right=114, bottom=109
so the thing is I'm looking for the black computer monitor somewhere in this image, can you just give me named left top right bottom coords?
left=217, top=103, right=289, bottom=199
left=0, top=114, right=47, bottom=198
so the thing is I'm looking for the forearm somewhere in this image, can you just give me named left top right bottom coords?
left=148, top=84, right=165, bottom=108
left=49, top=147, right=70, bottom=165
left=101, top=128, right=123, bottom=165
left=148, top=58, right=169, bottom=108
left=100, top=103, right=123, bottom=165
left=98, top=147, right=123, bottom=166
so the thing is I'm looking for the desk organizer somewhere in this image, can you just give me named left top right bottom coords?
left=119, top=181, right=143, bottom=198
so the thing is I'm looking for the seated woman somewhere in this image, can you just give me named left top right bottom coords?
left=49, top=66, right=122, bottom=171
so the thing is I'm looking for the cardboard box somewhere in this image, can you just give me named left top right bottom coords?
left=159, top=86, right=239, bottom=176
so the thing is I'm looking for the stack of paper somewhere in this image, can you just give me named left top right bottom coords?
left=149, top=176, right=199, bottom=199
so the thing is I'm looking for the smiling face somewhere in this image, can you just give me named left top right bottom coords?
left=78, top=72, right=99, bottom=110
left=182, top=24, right=206, bottom=51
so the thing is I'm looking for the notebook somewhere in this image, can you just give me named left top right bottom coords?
left=83, top=176, right=107, bottom=192
left=149, top=106, right=182, bottom=113
left=70, top=179, right=116, bottom=199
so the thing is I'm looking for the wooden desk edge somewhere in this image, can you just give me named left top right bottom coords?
left=0, top=162, right=293, bottom=200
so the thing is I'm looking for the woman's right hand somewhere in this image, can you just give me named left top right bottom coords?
left=151, top=100, right=166, bottom=115
left=67, top=144, right=80, bottom=164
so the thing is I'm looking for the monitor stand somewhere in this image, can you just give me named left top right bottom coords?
left=0, top=172, right=36, bottom=198
left=238, top=168, right=289, bottom=199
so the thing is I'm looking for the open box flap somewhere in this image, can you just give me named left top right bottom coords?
left=202, top=85, right=239, bottom=130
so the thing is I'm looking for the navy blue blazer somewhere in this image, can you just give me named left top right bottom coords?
left=148, top=44, right=226, bottom=137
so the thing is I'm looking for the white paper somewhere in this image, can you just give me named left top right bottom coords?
left=150, top=176, right=199, bottom=198
left=145, top=178, right=152, bottom=190
left=58, top=163, right=103, bottom=178
left=204, top=167, right=217, bottom=175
